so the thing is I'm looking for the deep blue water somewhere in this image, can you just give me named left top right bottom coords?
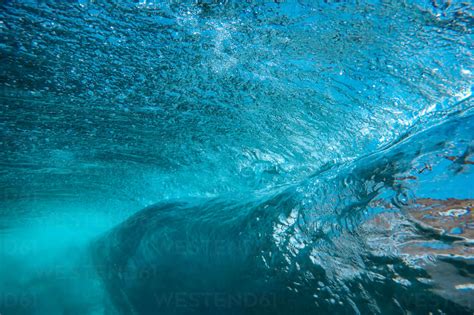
left=0, top=0, right=473, bottom=314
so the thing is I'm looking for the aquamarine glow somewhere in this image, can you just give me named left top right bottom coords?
left=0, top=1, right=473, bottom=314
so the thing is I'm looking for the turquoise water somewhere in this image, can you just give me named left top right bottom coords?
left=0, top=0, right=473, bottom=314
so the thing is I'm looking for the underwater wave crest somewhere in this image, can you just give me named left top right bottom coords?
left=91, top=107, right=474, bottom=315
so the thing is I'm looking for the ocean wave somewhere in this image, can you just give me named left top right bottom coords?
left=92, top=108, right=473, bottom=314
left=0, top=0, right=473, bottom=314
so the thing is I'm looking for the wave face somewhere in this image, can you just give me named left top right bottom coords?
left=0, top=0, right=473, bottom=314
left=92, top=110, right=474, bottom=315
